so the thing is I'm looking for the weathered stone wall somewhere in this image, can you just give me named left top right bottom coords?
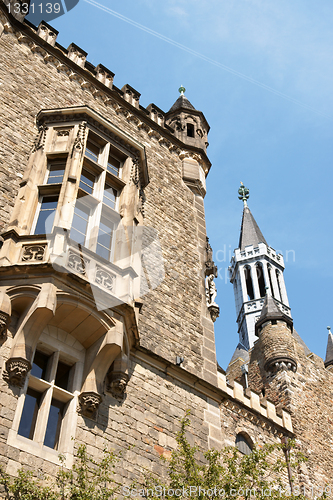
left=0, top=15, right=215, bottom=379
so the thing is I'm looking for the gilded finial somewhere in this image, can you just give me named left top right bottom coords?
left=178, top=85, right=186, bottom=95
left=238, top=182, right=249, bottom=207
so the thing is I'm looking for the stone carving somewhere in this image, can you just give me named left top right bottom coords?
left=205, top=274, right=217, bottom=307
left=4, top=357, right=31, bottom=387
left=0, top=312, right=9, bottom=339
left=205, top=237, right=217, bottom=277
left=130, top=157, right=140, bottom=186
left=266, top=358, right=297, bottom=374
left=78, top=391, right=102, bottom=418
left=32, top=125, right=48, bottom=153
left=21, top=245, right=46, bottom=262
left=57, top=129, right=70, bottom=137
left=95, top=267, right=115, bottom=291
left=137, top=188, right=146, bottom=217
left=107, top=373, right=129, bottom=398
left=67, top=251, right=89, bottom=275
left=205, top=273, right=220, bottom=322
left=71, top=121, right=87, bottom=156
left=0, top=292, right=11, bottom=339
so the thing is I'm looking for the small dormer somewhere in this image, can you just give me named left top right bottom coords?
left=165, top=87, right=209, bottom=152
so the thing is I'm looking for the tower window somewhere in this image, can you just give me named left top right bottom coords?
left=276, top=270, right=282, bottom=302
left=256, top=263, right=266, bottom=298
left=47, top=162, right=65, bottom=185
left=236, top=433, right=253, bottom=455
left=34, top=196, right=58, bottom=235
left=267, top=266, right=275, bottom=298
left=186, top=123, right=195, bottom=137
left=244, top=266, right=254, bottom=301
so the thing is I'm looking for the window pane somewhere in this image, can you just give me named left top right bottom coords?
left=103, top=185, right=117, bottom=210
left=47, top=163, right=65, bottom=184
left=107, top=154, right=120, bottom=176
left=18, top=389, right=40, bottom=440
left=55, top=361, right=72, bottom=391
left=79, top=169, right=95, bottom=194
left=85, top=141, right=100, bottom=163
left=70, top=202, right=90, bottom=244
left=34, top=197, right=58, bottom=235
left=31, top=351, right=50, bottom=380
left=96, top=217, right=114, bottom=260
left=44, top=399, right=64, bottom=449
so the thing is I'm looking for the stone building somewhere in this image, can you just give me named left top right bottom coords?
left=0, top=1, right=332, bottom=494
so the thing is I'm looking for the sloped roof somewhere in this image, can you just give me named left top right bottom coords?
left=255, top=293, right=293, bottom=335
left=167, top=94, right=196, bottom=113
left=229, top=342, right=249, bottom=365
left=292, top=329, right=311, bottom=357
left=239, top=206, right=267, bottom=250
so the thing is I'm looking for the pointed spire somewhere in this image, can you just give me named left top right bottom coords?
left=325, top=326, right=333, bottom=367
left=255, top=289, right=293, bottom=336
left=238, top=183, right=268, bottom=250
left=167, top=86, right=196, bottom=113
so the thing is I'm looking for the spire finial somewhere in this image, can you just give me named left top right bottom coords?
left=178, top=85, right=186, bottom=95
left=328, top=326, right=332, bottom=334
left=238, top=182, right=249, bottom=207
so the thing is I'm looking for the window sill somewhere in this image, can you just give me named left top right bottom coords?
left=7, top=430, right=74, bottom=468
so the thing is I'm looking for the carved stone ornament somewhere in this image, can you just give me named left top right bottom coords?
left=208, top=303, right=220, bottom=323
left=205, top=274, right=218, bottom=307
left=71, top=121, right=87, bottom=156
left=137, top=188, right=146, bottom=217
left=78, top=391, right=102, bottom=418
left=205, top=237, right=218, bottom=277
left=107, top=373, right=129, bottom=398
left=130, top=157, right=140, bottom=187
left=0, top=313, right=10, bottom=339
left=21, top=245, right=46, bottom=262
left=4, top=357, right=32, bottom=387
left=265, top=358, right=297, bottom=374
left=67, top=251, right=89, bottom=275
left=32, top=125, right=48, bottom=153
left=95, top=267, right=115, bottom=291
left=0, top=292, right=11, bottom=339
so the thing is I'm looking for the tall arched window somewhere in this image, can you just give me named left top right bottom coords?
left=267, top=265, right=275, bottom=298
left=244, top=266, right=254, bottom=301
left=236, top=433, right=253, bottom=455
left=256, top=263, right=266, bottom=298
left=276, top=270, right=282, bottom=302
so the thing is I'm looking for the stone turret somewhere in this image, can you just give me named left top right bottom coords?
left=255, top=292, right=297, bottom=374
left=324, top=326, right=333, bottom=368
left=165, top=86, right=209, bottom=152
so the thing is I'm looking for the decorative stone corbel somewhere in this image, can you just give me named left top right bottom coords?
left=4, top=284, right=57, bottom=387
left=4, top=357, right=31, bottom=387
left=208, top=303, right=220, bottom=323
left=106, top=354, right=129, bottom=398
left=0, top=291, right=11, bottom=339
left=78, top=392, right=102, bottom=419
left=80, top=320, right=125, bottom=414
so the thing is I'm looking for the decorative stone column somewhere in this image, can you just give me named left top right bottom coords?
left=0, top=291, right=11, bottom=340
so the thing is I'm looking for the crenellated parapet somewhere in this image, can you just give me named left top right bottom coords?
left=0, top=3, right=211, bottom=177
left=217, top=371, right=293, bottom=433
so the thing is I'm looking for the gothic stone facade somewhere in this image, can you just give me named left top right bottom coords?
left=0, top=2, right=331, bottom=495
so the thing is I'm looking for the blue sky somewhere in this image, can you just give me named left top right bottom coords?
left=35, top=0, right=333, bottom=369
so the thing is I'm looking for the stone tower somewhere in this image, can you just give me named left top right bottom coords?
left=228, top=184, right=291, bottom=350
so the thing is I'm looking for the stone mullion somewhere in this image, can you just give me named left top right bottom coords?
left=56, top=123, right=86, bottom=231
left=250, top=263, right=260, bottom=300
left=262, top=262, right=274, bottom=296
left=270, top=265, right=281, bottom=300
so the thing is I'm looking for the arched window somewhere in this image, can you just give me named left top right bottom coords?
left=267, top=265, right=275, bottom=298
left=244, top=266, right=254, bottom=301
left=236, top=433, right=253, bottom=455
left=276, top=270, right=282, bottom=302
left=256, top=263, right=266, bottom=298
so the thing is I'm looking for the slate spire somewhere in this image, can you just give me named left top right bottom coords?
left=255, top=289, right=293, bottom=337
left=325, top=326, right=333, bottom=368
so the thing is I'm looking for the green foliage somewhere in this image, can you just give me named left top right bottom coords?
left=0, top=412, right=321, bottom=500
left=0, top=445, right=119, bottom=500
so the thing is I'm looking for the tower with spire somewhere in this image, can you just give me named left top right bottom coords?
left=228, top=183, right=291, bottom=350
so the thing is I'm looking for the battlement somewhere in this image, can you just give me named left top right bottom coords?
left=0, top=5, right=211, bottom=173
left=217, top=371, right=293, bottom=432
left=229, top=243, right=284, bottom=274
